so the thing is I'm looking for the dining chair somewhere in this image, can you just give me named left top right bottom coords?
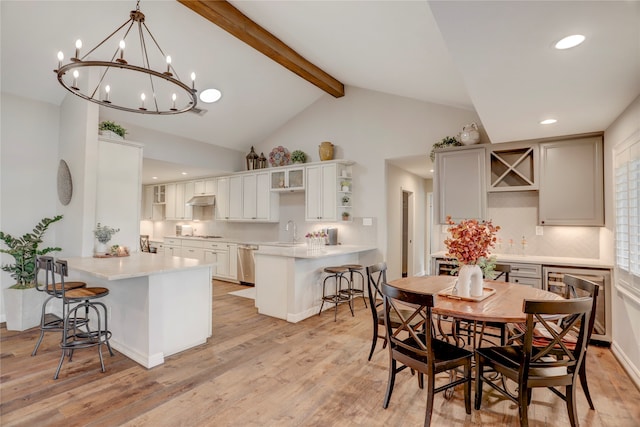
left=365, top=262, right=423, bottom=361
left=380, top=283, right=473, bottom=426
left=140, top=235, right=150, bottom=252
left=508, top=274, right=599, bottom=410
left=475, top=296, right=593, bottom=427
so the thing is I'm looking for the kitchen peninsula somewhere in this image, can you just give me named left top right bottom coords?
left=254, top=244, right=376, bottom=322
left=64, top=253, right=213, bottom=368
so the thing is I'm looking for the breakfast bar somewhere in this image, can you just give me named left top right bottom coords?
left=64, top=253, right=214, bottom=368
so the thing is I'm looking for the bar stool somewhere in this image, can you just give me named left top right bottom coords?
left=54, top=259, right=113, bottom=380
left=340, top=264, right=367, bottom=308
left=319, top=266, right=352, bottom=321
left=32, top=256, right=87, bottom=356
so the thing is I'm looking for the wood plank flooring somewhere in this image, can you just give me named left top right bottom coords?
left=1, top=280, right=639, bottom=426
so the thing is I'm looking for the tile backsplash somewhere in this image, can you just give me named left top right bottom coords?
left=437, top=191, right=600, bottom=259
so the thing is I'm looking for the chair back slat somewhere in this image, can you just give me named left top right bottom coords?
left=366, top=262, right=387, bottom=314
left=35, top=256, right=56, bottom=295
left=562, top=274, right=599, bottom=342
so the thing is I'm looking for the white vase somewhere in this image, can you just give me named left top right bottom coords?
left=95, top=240, right=108, bottom=255
left=3, top=287, right=45, bottom=331
left=457, top=264, right=483, bottom=297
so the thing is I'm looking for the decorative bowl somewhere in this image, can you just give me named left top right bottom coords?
left=269, top=146, right=291, bottom=167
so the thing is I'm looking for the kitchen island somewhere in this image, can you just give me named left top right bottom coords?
left=65, top=253, right=213, bottom=368
left=254, top=244, right=377, bottom=322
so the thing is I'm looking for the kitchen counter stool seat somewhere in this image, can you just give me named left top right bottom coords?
left=32, top=256, right=87, bottom=356
left=54, top=259, right=113, bottom=380
left=319, top=266, right=352, bottom=321
left=340, top=264, right=367, bottom=308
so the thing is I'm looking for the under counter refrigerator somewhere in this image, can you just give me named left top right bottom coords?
left=542, top=266, right=611, bottom=344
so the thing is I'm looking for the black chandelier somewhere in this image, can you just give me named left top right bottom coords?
left=55, top=1, right=197, bottom=115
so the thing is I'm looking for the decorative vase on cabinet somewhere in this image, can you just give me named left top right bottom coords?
left=319, top=141, right=334, bottom=161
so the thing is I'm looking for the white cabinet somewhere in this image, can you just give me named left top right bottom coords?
left=539, top=135, right=604, bottom=226
left=243, top=172, right=278, bottom=221
left=204, top=241, right=237, bottom=282
left=228, top=175, right=243, bottom=220
left=216, top=177, right=230, bottom=220
left=183, top=181, right=194, bottom=221
left=305, top=163, right=338, bottom=221
left=142, top=185, right=154, bottom=220
left=434, top=147, right=486, bottom=223
left=165, top=183, right=176, bottom=219
left=270, top=167, right=305, bottom=191
left=165, top=182, right=190, bottom=220
left=180, top=239, right=204, bottom=261
left=194, top=179, right=216, bottom=195
left=163, top=237, right=181, bottom=259
left=153, top=184, right=166, bottom=204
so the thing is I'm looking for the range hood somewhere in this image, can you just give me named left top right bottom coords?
left=186, top=195, right=215, bottom=206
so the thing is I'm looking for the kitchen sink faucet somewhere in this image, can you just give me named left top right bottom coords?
left=286, top=220, right=297, bottom=243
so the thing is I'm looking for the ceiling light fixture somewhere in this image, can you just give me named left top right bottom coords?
left=54, top=0, right=197, bottom=115
left=200, top=88, right=222, bottom=103
left=554, top=34, right=585, bottom=50
left=540, top=119, right=557, bottom=125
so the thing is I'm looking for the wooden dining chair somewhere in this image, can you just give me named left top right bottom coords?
left=365, top=262, right=422, bottom=361
left=508, top=274, right=599, bottom=410
left=475, top=296, right=593, bottom=427
left=380, top=283, right=473, bottom=426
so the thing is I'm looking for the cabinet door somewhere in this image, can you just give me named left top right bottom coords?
left=216, top=249, right=229, bottom=277
left=305, top=164, right=336, bottom=221
left=174, top=183, right=185, bottom=219
left=142, top=185, right=154, bottom=220
left=539, top=135, right=604, bottom=226
left=183, top=181, right=194, bottom=220
left=204, top=250, right=217, bottom=276
left=204, top=179, right=216, bottom=195
left=164, top=245, right=180, bottom=258
left=434, top=147, right=486, bottom=223
left=227, top=244, right=238, bottom=281
left=255, top=172, right=271, bottom=220
left=165, top=183, right=177, bottom=219
left=242, top=174, right=258, bottom=219
left=216, top=177, right=229, bottom=219
left=194, top=180, right=205, bottom=195
left=228, top=176, right=243, bottom=220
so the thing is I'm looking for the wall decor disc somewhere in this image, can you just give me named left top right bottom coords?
left=57, top=159, right=73, bottom=205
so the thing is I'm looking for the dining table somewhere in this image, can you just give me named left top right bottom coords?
left=387, top=274, right=563, bottom=348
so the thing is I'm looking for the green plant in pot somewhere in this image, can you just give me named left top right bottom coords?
left=98, top=121, right=127, bottom=139
left=429, top=136, right=463, bottom=162
left=290, top=150, right=306, bottom=164
left=0, top=215, right=63, bottom=331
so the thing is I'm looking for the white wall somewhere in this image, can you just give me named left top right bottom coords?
left=253, top=86, right=480, bottom=278
left=0, top=93, right=61, bottom=322
left=605, top=95, right=640, bottom=387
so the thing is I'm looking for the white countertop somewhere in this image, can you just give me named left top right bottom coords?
left=431, top=251, right=613, bottom=269
left=255, top=244, right=377, bottom=259
left=64, top=252, right=214, bottom=280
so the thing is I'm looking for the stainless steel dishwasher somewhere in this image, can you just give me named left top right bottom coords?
left=237, top=244, right=258, bottom=285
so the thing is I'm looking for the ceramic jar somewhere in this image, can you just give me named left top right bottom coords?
left=319, top=141, right=334, bottom=161
left=459, top=122, right=480, bottom=145
left=456, top=264, right=484, bottom=297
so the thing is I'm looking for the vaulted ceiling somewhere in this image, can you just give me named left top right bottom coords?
left=2, top=1, right=639, bottom=181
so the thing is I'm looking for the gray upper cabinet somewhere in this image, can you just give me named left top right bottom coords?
left=487, top=142, right=539, bottom=192
left=434, top=146, right=486, bottom=224
left=539, top=134, right=604, bottom=226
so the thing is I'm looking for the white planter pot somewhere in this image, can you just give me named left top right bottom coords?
left=3, top=287, right=45, bottom=331
left=456, top=264, right=483, bottom=297
left=99, top=130, right=124, bottom=140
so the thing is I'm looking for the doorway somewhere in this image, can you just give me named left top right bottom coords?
left=402, top=190, right=414, bottom=278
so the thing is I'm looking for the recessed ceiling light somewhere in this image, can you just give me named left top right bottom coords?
left=540, top=119, right=557, bottom=125
left=199, top=88, right=222, bottom=103
left=152, top=176, right=158, bottom=180
left=554, top=34, right=585, bottom=50
left=429, top=169, right=434, bottom=173
left=181, top=172, right=188, bottom=175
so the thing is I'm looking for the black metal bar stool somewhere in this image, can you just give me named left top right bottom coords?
left=32, top=256, right=87, bottom=356
left=340, top=264, right=367, bottom=308
left=54, top=259, right=113, bottom=380
left=319, top=266, right=352, bottom=321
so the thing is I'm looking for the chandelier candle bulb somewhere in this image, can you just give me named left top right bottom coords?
left=171, top=93, right=177, bottom=111
left=73, top=39, right=82, bottom=61
left=191, top=72, right=196, bottom=90
left=140, top=93, right=146, bottom=110
left=165, top=56, right=172, bottom=75
left=104, top=85, right=111, bottom=103
left=117, top=40, right=126, bottom=64
left=56, top=51, right=64, bottom=71
left=71, top=70, right=79, bottom=90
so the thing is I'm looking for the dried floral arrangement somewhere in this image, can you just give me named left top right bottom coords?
left=444, top=216, right=500, bottom=265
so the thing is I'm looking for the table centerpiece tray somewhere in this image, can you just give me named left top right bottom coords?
left=437, top=285, right=496, bottom=302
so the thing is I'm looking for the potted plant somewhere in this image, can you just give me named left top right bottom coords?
left=98, top=121, right=127, bottom=139
left=342, top=211, right=350, bottom=221
left=94, top=223, right=120, bottom=255
left=429, top=136, right=463, bottom=162
left=341, top=181, right=351, bottom=192
left=0, top=215, right=63, bottom=331
left=290, top=150, right=306, bottom=164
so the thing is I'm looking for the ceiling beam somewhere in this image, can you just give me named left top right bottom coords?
left=177, top=0, right=345, bottom=98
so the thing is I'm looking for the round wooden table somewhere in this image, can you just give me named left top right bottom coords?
left=387, top=275, right=562, bottom=323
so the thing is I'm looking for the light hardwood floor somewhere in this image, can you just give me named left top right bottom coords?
left=1, top=280, right=639, bottom=426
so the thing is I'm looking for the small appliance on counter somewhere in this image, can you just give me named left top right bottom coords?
left=326, top=228, right=338, bottom=245
left=176, top=225, right=193, bottom=236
